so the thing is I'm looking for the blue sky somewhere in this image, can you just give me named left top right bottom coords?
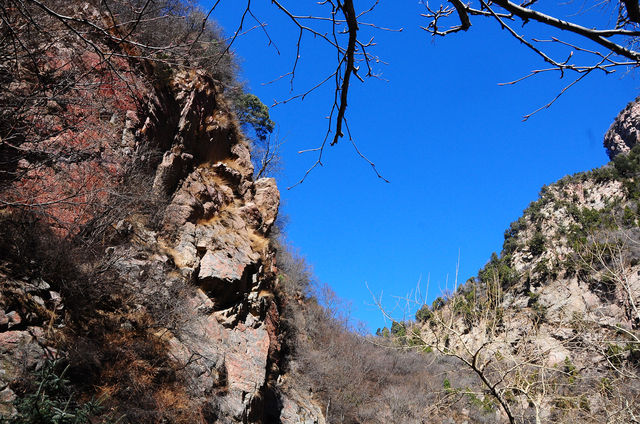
left=204, top=1, right=639, bottom=332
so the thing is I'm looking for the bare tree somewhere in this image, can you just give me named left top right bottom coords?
left=210, top=0, right=640, bottom=180
left=0, top=0, right=241, bottom=237
left=374, top=247, right=640, bottom=423
left=5, top=0, right=636, bottom=190
left=421, top=0, right=640, bottom=119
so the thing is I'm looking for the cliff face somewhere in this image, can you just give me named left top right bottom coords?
left=0, top=27, right=322, bottom=421
left=109, top=70, right=282, bottom=421
left=605, top=97, right=640, bottom=159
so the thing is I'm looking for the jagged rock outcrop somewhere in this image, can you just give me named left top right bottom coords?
left=605, top=97, right=640, bottom=159
left=0, top=47, right=323, bottom=423
left=0, top=274, right=59, bottom=417
left=109, top=69, right=283, bottom=421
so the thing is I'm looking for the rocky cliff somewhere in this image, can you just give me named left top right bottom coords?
left=0, top=10, right=323, bottom=419
left=605, top=96, right=640, bottom=159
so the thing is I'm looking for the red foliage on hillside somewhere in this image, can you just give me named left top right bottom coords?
left=1, top=9, right=152, bottom=235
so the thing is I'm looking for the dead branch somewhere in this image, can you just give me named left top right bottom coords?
left=422, top=0, right=640, bottom=119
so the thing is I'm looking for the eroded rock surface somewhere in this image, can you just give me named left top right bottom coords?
left=102, top=71, right=318, bottom=422
left=605, top=97, right=640, bottom=159
left=0, top=273, right=59, bottom=416
left=1, top=64, right=321, bottom=422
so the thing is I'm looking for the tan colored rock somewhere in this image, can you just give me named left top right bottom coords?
left=279, top=382, right=326, bottom=424
left=199, top=250, right=245, bottom=283
left=0, top=330, right=49, bottom=396
left=253, top=178, right=280, bottom=234
left=231, top=142, right=254, bottom=178
left=605, top=97, right=640, bottom=159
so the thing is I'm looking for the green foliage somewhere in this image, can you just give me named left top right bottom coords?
left=590, top=165, right=619, bottom=184
left=623, top=179, right=640, bottom=199
left=407, top=327, right=424, bottom=347
left=613, top=144, right=640, bottom=178
left=431, top=252, right=514, bottom=329
left=452, top=286, right=481, bottom=326
left=503, top=218, right=526, bottom=255
left=555, top=162, right=616, bottom=185
left=563, top=356, right=578, bottom=384
left=415, top=304, right=432, bottom=322
left=603, top=144, right=640, bottom=198
left=390, top=321, right=407, bottom=338
left=234, top=93, right=275, bottom=141
left=432, top=297, right=445, bottom=310
left=527, top=290, right=540, bottom=304
left=604, top=342, right=639, bottom=367
left=524, top=199, right=544, bottom=224
left=375, top=327, right=390, bottom=337
left=6, top=360, right=112, bottom=424
left=532, top=259, right=549, bottom=280
left=567, top=205, right=617, bottom=235
left=532, top=258, right=558, bottom=285
left=553, top=397, right=577, bottom=410
left=528, top=231, right=546, bottom=257
left=531, top=299, right=547, bottom=325
left=466, top=392, right=495, bottom=414
left=478, top=253, right=516, bottom=289
left=623, top=205, right=637, bottom=226
left=579, top=395, right=591, bottom=412
left=442, top=378, right=494, bottom=414
left=599, top=377, right=613, bottom=396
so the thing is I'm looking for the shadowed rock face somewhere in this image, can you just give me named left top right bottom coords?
left=0, top=277, right=57, bottom=417
left=94, top=71, right=324, bottom=422
left=129, top=70, right=283, bottom=420
left=0, top=58, right=322, bottom=422
left=605, top=97, right=640, bottom=159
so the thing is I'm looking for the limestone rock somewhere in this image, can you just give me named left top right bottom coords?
left=0, top=386, right=16, bottom=417
left=253, top=178, right=280, bottom=234
left=279, top=382, right=326, bottom=424
left=0, top=329, right=49, bottom=416
left=199, top=250, right=245, bottom=282
left=604, top=97, right=640, bottom=159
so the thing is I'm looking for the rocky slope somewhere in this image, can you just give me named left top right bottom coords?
left=605, top=96, right=640, bottom=159
left=410, top=99, right=640, bottom=423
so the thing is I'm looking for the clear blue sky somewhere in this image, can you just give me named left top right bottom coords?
left=204, top=1, right=639, bottom=332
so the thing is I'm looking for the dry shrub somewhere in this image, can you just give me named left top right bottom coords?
left=0, top=207, right=198, bottom=423
left=103, top=0, right=238, bottom=86
left=272, top=232, right=493, bottom=423
left=81, top=309, right=198, bottom=423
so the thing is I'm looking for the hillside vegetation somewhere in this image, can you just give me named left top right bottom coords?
left=373, top=146, right=640, bottom=422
